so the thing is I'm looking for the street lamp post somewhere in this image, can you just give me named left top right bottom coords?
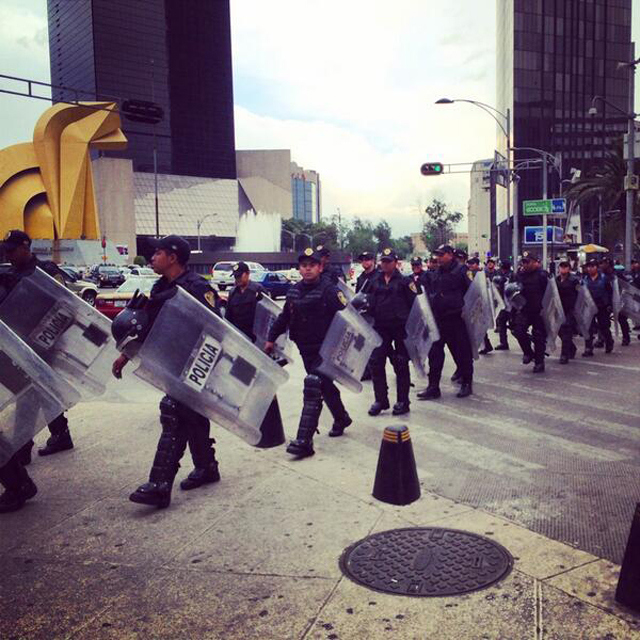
left=435, top=98, right=512, bottom=260
left=281, top=228, right=296, bottom=252
left=196, top=213, right=217, bottom=252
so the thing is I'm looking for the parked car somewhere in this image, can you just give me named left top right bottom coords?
left=277, top=268, right=302, bottom=283
left=95, top=276, right=159, bottom=319
left=59, top=267, right=100, bottom=305
left=211, top=261, right=265, bottom=291
left=126, top=266, right=156, bottom=278
left=251, top=271, right=292, bottom=299
left=88, top=264, right=126, bottom=288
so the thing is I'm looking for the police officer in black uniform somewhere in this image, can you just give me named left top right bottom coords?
left=112, top=235, right=221, bottom=508
left=0, top=230, right=74, bottom=462
left=581, top=258, right=614, bottom=357
left=630, top=259, right=640, bottom=335
left=417, top=244, right=474, bottom=400
left=493, top=260, right=512, bottom=350
left=224, top=261, right=265, bottom=341
left=265, top=247, right=351, bottom=458
left=512, top=252, right=548, bottom=373
left=556, top=260, right=580, bottom=364
left=366, top=248, right=416, bottom=416
left=408, top=256, right=424, bottom=286
left=600, top=257, right=631, bottom=346
left=356, top=251, right=378, bottom=294
left=317, top=245, right=344, bottom=284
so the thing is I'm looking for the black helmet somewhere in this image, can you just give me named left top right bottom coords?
left=504, top=282, right=526, bottom=311
left=111, top=290, right=150, bottom=350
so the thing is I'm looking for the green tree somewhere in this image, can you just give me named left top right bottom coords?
left=373, top=221, right=393, bottom=252
left=421, top=199, right=463, bottom=252
left=344, top=217, right=376, bottom=256
left=133, top=255, right=147, bottom=266
left=392, top=235, right=413, bottom=259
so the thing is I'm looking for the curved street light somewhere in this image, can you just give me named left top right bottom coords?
left=196, top=213, right=218, bottom=252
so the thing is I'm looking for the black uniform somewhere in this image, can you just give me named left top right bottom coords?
left=268, top=275, right=350, bottom=452
left=492, top=269, right=512, bottom=348
left=224, top=281, right=265, bottom=341
left=367, top=269, right=416, bottom=409
left=606, top=270, right=631, bottom=344
left=582, top=273, right=613, bottom=352
left=321, top=264, right=344, bottom=285
left=556, top=273, right=580, bottom=360
left=422, top=261, right=474, bottom=387
left=129, top=269, right=221, bottom=508
left=512, top=268, right=548, bottom=365
left=356, top=268, right=378, bottom=294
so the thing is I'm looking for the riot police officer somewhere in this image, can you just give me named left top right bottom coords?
left=582, top=258, right=614, bottom=356
left=408, top=256, right=424, bottom=286
left=356, top=251, right=378, bottom=293
left=478, top=258, right=495, bottom=355
left=600, top=257, right=631, bottom=346
left=0, top=230, right=74, bottom=461
left=317, top=245, right=344, bottom=284
left=556, top=260, right=580, bottom=364
left=112, top=235, right=221, bottom=508
left=512, top=252, right=548, bottom=373
left=493, top=260, right=512, bottom=350
left=417, top=244, right=473, bottom=400
left=224, top=261, right=265, bottom=341
left=265, top=247, right=351, bottom=458
left=366, top=248, right=416, bottom=416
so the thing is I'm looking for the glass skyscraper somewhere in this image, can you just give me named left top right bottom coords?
left=496, top=0, right=633, bottom=255
left=47, top=0, right=237, bottom=180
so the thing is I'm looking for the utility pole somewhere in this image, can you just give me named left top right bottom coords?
left=151, top=59, right=159, bottom=239
left=542, top=154, right=548, bottom=269
left=624, top=56, right=637, bottom=270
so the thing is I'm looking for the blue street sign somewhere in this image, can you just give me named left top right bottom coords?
left=551, top=198, right=566, bottom=214
left=524, top=226, right=565, bottom=244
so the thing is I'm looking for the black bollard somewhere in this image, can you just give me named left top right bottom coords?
left=372, top=424, right=420, bottom=506
left=615, top=502, right=640, bottom=611
left=256, top=397, right=286, bottom=448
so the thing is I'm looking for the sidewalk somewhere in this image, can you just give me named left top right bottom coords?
left=1, top=356, right=639, bottom=639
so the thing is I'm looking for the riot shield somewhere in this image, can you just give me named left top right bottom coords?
left=0, top=267, right=116, bottom=398
left=121, top=287, right=289, bottom=447
left=573, top=285, right=598, bottom=338
left=0, top=320, right=80, bottom=466
left=404, top=293, right=440, bottom=379
left=487, top=279, right=506, bottom=327
left=253, top=296, right=295, bottom=363
left=541, top=277, right=566, bottom=352
left=612, top=278, right=622, bottom=337
left=462, top=271, right=493, bottom=359
left=337, top=279, right=355, bottom=302
left=316, top=305, right=382, bottom=393
left=620, top=280, right=640, bottom=324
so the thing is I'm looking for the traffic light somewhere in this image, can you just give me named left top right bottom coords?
left=121, top=99, right=164, bottom=124
left=420, top=162, right=444, bottom=176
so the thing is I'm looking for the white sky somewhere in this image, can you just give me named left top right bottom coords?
left=1, top=0, right=639, bottom=236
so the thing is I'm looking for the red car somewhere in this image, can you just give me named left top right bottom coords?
left=95, top=276, right=159, bottom=319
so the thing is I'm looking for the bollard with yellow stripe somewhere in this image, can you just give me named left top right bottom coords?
left=372, top=424, right=421, bottom=506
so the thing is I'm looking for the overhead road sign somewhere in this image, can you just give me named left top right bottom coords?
left=523, top=198, right=567, bottom=216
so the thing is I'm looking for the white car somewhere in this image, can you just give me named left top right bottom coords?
left=211, top=261, right=265, bottom=290
left=125, top=266, right=156, bottom=278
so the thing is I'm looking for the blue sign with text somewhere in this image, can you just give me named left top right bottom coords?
left=524, top=226, right=564, bottom=244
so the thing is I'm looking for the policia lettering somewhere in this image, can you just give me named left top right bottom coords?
left=30, top=306, right=73, bottom=350
left=184, top=337, right=222, bottom=390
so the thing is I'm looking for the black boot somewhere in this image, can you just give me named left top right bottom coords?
left=368, top=400, right=390, bottom=416
left=180, top=462, right=220, bottom=490
left=522, top=353, right=533, bottom=365
left=582, top=348, right=594, bottom=357
left=130, top=397, right=187, bottom=509
left=38, top=429, right=73, bottom=456
left=329, top=413, right=352, bottom=437
left=605, top=341, right=614, bottom=354
left=0, top=458, right=37, bottom=514
left=417, top=385, right=441, bottom=400
left=450, top=370, right=462, bottom=383
left=569, top=343, right=577, bottom=359
left=533, top=362, right=545, bottom=373
left=594, top=339, right=604, bottom=348
left=495, top=343, right=509, bottom=351
left=287, top=375, right=322, bottom=458
left=16, top=441, right=34, bottom=467
left=456, top=382, right=473, bottom=398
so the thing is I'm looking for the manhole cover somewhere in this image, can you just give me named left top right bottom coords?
left=339, top=527, right=513, bottom=597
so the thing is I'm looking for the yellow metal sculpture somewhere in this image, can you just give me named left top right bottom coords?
left=0, top=102, right=127, bottom=240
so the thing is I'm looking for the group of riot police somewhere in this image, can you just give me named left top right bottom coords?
left=2, top=229, right=639, bottom=513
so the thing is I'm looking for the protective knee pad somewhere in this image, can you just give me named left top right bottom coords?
left=159, top=396, right=181, bottom=434
left=297, top=375, right=323, bottom=442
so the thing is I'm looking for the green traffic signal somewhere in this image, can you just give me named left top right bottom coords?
left=420, top=162, right=444, bottom=176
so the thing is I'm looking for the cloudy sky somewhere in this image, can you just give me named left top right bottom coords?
left=1, top=1, right=639, bottom=236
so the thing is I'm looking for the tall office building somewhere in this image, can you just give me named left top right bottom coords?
left=496, top=0, right=633, bottom=254
left=47, top=0, right=237, bottom=179
left=291, top=162, right=321, bottom=224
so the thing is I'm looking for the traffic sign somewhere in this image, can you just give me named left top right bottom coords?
left=523, top=198, right=566, bottom=216
left=523, top=226, right=565, bottom=244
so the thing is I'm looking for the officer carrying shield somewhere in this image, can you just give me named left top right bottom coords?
left=317, top=245, right=345, bottom=284
left=408, top=256, right=424, bottom=286
left=0, top=230, right=74, bottom=460
left=224, top=261, right=265, bottom=341
left=512, top=252, right=548, bottom=373
left=555, top=260, right=580, bottom=364
left=112, top=235, right=222, bottom=508
left=582, top=258, right=614, bottom=356
left=492, top=260, right=512, bottom=350
left=366, top=248, right=416, bottom=416
left=600, top=257, right=631, bottom=346
left=265, top=247, right=351, bottom=458
left=356, top=251, right=379, bottom=293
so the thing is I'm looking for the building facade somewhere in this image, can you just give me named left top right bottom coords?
left=291, top=162, right=321, bottom=224
left=47, top=0, right=237, bottom=179
left=496, top=0, right=633, bottom=257
left=467, top=159, right=493, bottom=258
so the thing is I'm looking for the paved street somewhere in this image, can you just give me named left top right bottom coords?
left=1, top=331, right=639, bottom=638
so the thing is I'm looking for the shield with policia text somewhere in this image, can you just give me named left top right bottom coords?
left=541, top=277, right=566, bottom=352
left=120, top=287, right=288, bottom=446
left=573, top=284, right=598, bottom=339
left=316, top=305, right=382, bottom=393
left=0, top=267, right=116, bottom=399
left=0, top=320, right=80, bottom=466
left=462, top=271, right=493, bottom=360
left=404, top=293, right=440, bottom=379
left=253, top=296, right=295, bottom=363
left=620, top=280, right=640, bottom=323
left=487, top=279, right=506, bottom=326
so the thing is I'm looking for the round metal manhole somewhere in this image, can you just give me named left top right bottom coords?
left=339, top=527, right=513, bottom=597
